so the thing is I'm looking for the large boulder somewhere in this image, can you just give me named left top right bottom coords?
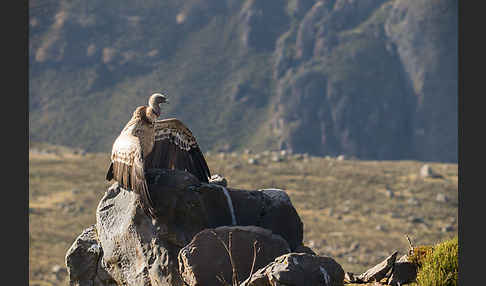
left=95, top=182, right=186, bottom=285
left=228, top=188, right=304, bottom=251
left=241, top=253, right=345, bottom=286
left=66, top=169, right=305, bottom=285
left=178, top=226, right=291, bottom=286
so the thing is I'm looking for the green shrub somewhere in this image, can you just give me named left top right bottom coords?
left=415, top=236, right=458, bottom=286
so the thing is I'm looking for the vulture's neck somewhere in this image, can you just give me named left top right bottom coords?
left=145, top=107, right=159, bottom=123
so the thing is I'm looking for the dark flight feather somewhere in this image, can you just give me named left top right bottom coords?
left=145, top=118, right=211, bottom=183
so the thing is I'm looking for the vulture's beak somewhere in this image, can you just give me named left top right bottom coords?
left=161, top=94, right=169, bottom=104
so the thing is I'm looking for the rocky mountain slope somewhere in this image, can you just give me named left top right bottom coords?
left=29, top=0, right=457, bottom=162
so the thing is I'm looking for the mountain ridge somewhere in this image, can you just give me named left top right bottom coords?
left=29, top=0, right=457, bottom=162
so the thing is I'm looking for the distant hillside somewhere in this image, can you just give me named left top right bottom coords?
left=29, top=0, right=457, bottom=162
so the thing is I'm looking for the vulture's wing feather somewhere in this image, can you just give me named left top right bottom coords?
left=131, top=151, right=156, bottom=217
left=145, top=118, right=211, bottom=182
left=107, top=131, right=156, bottom=217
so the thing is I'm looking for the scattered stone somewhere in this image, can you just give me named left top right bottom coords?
left=385, top=189, right=394, bottom=198
left=441, top=225, right=454, bottom=232
left=218, top=144, right=231, bottom=153
left=209, top=174, right=228, bottom=187
left=375, top=225, right=385, bottom=231
left=336, top=155, right=346, bottom=161
left=349, top=251, right=398, bottom=283
left=328, top=208, right=334, bottom=216
left=230, top=163, right=242, bottom=169
left=248, top=158, right=259, bottom=165
left=420, top=164, right=443, bottom=178
left=436, top=193, right=448, bottom=203
left=51, top=265, right=68, bottom=281
left=407, top=197, right=419, bottom=206
left=347, top=256, right=357, bottom=263
left=271, top=155, right=283, bottom=162
left=241, top=253, right=345, bottom=286
left=244, top=149, right=253, bottom=154
left=409, top=217, right=424, bottom=224
left=51, top=264, right=66, bottom=274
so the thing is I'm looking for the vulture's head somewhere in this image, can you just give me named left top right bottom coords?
left=148, top=93, right=169, bottom=118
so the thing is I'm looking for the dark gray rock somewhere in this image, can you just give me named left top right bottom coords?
left=178, top=226, right=291, bottom=286
left=65, top=225, right=116, bottom=286
left=229, top=188, right=304, bottom=251
left=388, top=254, right=417, bottom=286
left=241, top=253, right=345, bottom=286
left=419, top=164, right=443, bottom=179
left=353, top=251, right=398, bottom=283
left=96, top=182, right=186, bottom=286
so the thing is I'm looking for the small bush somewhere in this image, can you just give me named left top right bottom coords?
left=415, top=236, right=458, bottom=286
left=409, top=245, right=434, bottom=268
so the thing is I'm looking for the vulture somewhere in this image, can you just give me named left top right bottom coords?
left=106, top=93, right=211, bottom=218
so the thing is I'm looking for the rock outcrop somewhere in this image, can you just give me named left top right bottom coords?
left=66, top=169, right=306, bottom=285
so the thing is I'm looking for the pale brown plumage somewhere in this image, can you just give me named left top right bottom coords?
left=106, top=93, right=211, bottom=218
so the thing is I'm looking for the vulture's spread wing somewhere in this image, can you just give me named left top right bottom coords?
left=106, top=129, right=156, bottom=217
left=145, top=118, right=211, bottom=183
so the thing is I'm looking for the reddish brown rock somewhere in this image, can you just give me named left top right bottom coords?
left=178, top=226, right=291, bottom=286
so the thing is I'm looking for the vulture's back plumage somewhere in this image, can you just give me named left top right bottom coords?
left=106, top=94, right=211, bottom=218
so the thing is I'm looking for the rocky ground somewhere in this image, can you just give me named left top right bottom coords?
left=29, top=143, right=457, bottom=285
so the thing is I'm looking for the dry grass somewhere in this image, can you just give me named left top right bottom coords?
left=29, top=144, right=458, bottom=285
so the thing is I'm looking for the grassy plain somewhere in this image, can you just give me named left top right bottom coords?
left=29, top=143, right=458, bottom=285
